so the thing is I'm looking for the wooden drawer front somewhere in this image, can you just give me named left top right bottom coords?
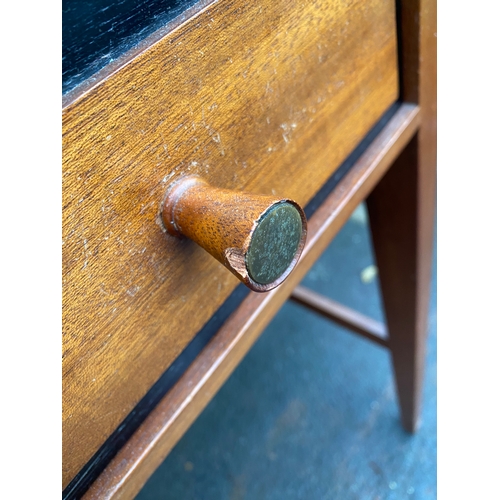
left=62, top=0, right=398, bottom=488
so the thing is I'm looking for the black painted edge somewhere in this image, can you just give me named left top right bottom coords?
left=395, top=0, right=405, bottom=100
left=62, top=0, right=217, bottom=108
left=62, top=101, right=401, bottom=500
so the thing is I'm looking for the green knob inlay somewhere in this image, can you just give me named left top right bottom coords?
left=246, top=202, right=303, bottom=285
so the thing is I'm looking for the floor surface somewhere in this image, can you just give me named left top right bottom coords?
left=137, top=203, right=437, bottom=500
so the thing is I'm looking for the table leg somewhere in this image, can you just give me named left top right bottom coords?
left=366, top=132, right=435, bottom=433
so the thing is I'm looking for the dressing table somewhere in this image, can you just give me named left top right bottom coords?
left=62, top=0, right=436, bottom=497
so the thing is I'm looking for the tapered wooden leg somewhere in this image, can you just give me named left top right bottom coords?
left=366, top=132, right=435, bottom=433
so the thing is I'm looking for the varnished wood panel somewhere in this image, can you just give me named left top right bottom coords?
left=62, top=0, right=398, bottom=487
left=83, top=104, right=420, bottom=500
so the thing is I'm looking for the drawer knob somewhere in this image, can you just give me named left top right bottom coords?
left=161, top=176, right=307, bottom=292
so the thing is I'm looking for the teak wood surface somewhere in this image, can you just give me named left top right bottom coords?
left=161, top=176, right=307, bottom=292
left=366, top=0, right=436, bottom=432
left=62, top=0, right=398, bottom=488
left=83, top=103, right=421, bottom=500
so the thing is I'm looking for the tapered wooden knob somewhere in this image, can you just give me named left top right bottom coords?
left=161, top=176, right=307, bottom=292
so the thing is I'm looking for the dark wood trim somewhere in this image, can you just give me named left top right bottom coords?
left=366, top=0, right=436, bottom=433
left=82, top=103, right=420, bottom=500
left=290, top=285, right=388, bottom=348
left=62, top=285, right=249, bottom=500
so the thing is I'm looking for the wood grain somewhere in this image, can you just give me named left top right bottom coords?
left=161, top=176, right=306, bottom=291
left=62, top=0, right=399, bottom=487
left=82, top=103, right=420, bottom=500
left=63, top=0, right=204, bottom=94
left=366, top=0, right=436, bottom=432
